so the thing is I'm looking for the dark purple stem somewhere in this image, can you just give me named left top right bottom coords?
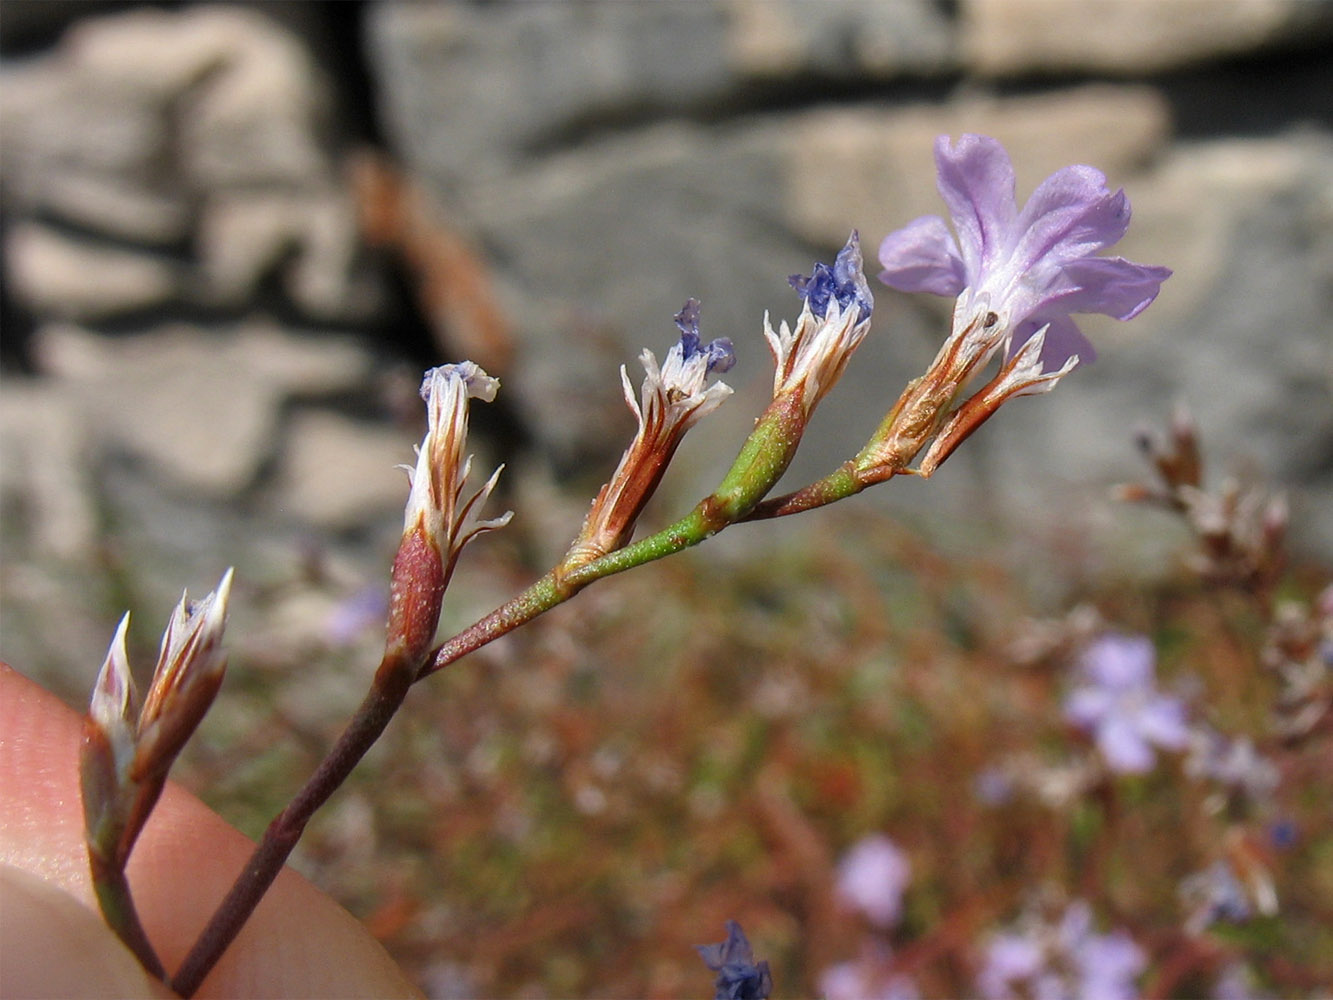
left=169, top=661, right=413, bottom=997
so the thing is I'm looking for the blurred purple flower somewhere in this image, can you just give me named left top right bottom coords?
left=1179, top=859, right=1253, bottom=934
left=1212, top=963, right=1264, bottom=1000
left=877, top=134, right=1170, bottom=371
left=325, top=584, right=390, bottom=646
left=821, top=960, right=919, bottom=1000
left=979, top=902, right=1145, bottom=1000
left=1064, top=634, right=1190, bottom=774
left=1184, top=728, right=1278, bottom=803
left=696, top=921, right=772, bottom=1000
left=974, top=766, right=1015, bottom=806
left=835, top=834, right=912, bottom=928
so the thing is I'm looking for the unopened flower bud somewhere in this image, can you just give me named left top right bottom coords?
left=82, top=615, right=137, bottom=861
left=82, top=570, right=234, bottom=871
left=134, top=569, right=233, bottom=787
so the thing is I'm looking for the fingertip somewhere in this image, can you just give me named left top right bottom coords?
left=0, top=863, right=175, bottom=999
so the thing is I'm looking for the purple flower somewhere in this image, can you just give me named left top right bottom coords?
left=1064, top=634, right=1190, bottom=774
left=978, top=902, right=1145, bottom=1000
left=821, top=961, right=919, bottom=1000
left=696, top=921, right=772, bottom=1000
left=877, top=134, right=1170, bottom=371
left=835, top=834, right=912, bottom=928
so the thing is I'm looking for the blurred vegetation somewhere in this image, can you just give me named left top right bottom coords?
left=173, top=487, right=1332, bottom=998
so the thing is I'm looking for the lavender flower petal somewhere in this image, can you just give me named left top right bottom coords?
left=878, top=133, right=1170, bottom=373
left=876, top=216, right=967, bottom=296
left=835, top=834, right=912, bottom=928
left=933, top=133, right=1017, bottom=275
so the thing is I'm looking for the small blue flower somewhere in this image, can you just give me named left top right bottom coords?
left=696, top=921, right=773, bottom=1000
left=790, top=231, right=875, bottom=322
left=674, top=298, right=736, bottom=375
left=766, top=232, right=875, bottom=416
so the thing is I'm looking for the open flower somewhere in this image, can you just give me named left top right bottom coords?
left=766, top=231, right=874, bottom=416
left=877, top=134, right=1170, bottom=371
left=568, top=300, right=735, bottom=563
left=1064, top=633, right=1190, bottom=774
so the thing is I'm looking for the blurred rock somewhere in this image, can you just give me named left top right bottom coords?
left=963, top=0, right=1333, bottom=75
left=272, top=409, right=411, bottom=530
left=31, top=321, right=374, bottom=495
left=6, top=224, right=180, bottom=320
left=0, top=376, right=98, bottom=559
left=781, top=85, right=1173, bottom=249
left=725, top=0, right=954, bottom=77
left=365, top=0, right=955, bottom=186
left=0, top=5, right=375, bottom=324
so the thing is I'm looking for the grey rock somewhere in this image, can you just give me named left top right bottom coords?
left=6, top=225, right=181, bottom=319
left=272, top=409, right=413, bottom=530
left=0, top=5, right=373, bottom=323
left=366, top=0, right=954, bottom=187
left=725, top=0, right=954, bottom=78
left=30, top=321, right=374, bottom=495
left=963, top=0, right=1333, bottom=76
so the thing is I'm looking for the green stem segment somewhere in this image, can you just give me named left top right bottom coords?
left=89, top=854, right=165, bottom=981
left=421, top=393, right=810, bottom=678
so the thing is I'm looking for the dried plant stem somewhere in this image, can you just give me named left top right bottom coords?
left=89, top=853, right=166, bottom=981
left=170, top=659, right=414, bottom=997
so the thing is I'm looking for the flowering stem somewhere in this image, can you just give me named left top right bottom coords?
left=179, top=393, right=818, bottom=985
left=421, top=395, right=808, bottom=678
left=170, top=654, right=415, bottom=997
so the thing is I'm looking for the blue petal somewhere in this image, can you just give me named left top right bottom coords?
left=674, top=298, right=703, bottom=355
left=674, top=298, right=736, bottom=374
left=789, top=231, right=874, bottom=320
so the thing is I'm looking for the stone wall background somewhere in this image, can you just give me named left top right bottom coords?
left=2, top=0, right=1332, bottom=698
